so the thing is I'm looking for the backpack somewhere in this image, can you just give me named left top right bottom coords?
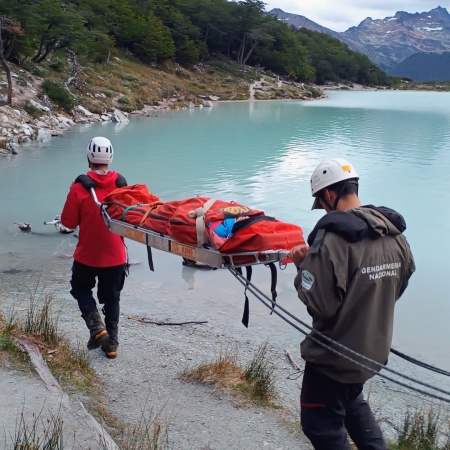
left=74, top=173, right=128, bottom=190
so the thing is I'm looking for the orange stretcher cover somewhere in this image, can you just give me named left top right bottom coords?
left=103, top=184, right=305, bottom=255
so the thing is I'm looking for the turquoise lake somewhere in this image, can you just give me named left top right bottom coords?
left=1, top=90, right=449, bottom=370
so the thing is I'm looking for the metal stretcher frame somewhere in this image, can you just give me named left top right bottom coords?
left=92, top=190, right=290, bottom=269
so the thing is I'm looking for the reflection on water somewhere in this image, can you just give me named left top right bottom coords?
left=181, top=266, right=196, bottom=290
left=1, top=91, right=450, bottom=369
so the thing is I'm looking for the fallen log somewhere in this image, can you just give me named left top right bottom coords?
left=12, top=336, right=119, bottom=450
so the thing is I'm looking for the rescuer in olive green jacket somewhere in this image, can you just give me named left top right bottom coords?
left=290, top=158, right=415, bottom=450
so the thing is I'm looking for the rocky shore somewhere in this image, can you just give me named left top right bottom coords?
left=0, top=63, right=321, bottom=156
left=0, top=100, right=168, bottom=156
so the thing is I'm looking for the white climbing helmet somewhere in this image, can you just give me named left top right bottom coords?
left=310, top=158, right=359, bottom=209
left=86, top=136, right=114, bottom=164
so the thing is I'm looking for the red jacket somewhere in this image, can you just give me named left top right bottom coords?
left=61, top=171, right=127, bottom=267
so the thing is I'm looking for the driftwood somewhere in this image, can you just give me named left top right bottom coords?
left=129, top=316, right=208, bottom=326
left=12, top=336, right=120, bottom=450
left=284, top=349, right=302, bottom=372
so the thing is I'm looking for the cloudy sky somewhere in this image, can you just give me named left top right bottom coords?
left=263, top=1, right=450, bottom=32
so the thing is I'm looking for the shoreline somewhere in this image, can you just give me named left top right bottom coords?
left=0, top=73, right=323, bottom=156
left=0, top=75, right=430, bottom=157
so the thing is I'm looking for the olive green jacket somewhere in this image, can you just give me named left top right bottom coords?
left=294, top=206, right=415, bottom=383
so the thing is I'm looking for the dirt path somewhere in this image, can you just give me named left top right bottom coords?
left=249, top=77, right=265, bottom=100
left=0, top=259, right=312, bottom=449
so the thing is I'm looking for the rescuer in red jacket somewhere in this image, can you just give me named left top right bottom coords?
left=61, top=136, right=127, bottom=359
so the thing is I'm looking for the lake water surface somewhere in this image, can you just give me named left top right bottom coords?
left=1, top=90, right=449, bottom=371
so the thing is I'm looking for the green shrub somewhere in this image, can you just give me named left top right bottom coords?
left=187, top=83, right=206, bottom=95
left=29, top=65, right=47, bottom=77
left=121, top=73, right=139, bottom=82
left=23, top=101, right=43, bottom=119
left=244, top=342, right=277, bottom=403
left=49, top=60, right=65, bottom=72
left=175, top=69, right=190, bottom=79
left=42, top=80, right=75, bottom=112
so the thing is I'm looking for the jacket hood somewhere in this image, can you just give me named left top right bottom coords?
left=307, top=205, right=407, bottom=246
left=87, top=170, right=118, bottom=188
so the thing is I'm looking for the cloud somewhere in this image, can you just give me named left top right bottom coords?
left=264, top=1, right=450, bottom=31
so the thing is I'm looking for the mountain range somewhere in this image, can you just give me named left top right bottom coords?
left=270, top=7, right=450, bottom=82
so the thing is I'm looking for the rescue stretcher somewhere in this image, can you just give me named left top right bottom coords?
left=88, top=184, right=304, bottom=270
left=105, top=211, right=292, bottom=269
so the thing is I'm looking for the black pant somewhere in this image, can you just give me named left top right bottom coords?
left=300, top=363, right=387, bottom=450
left=70, top=260, right=126, bottom=342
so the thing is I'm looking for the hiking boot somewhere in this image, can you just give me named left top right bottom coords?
left=101, top=303, right=119, bottom=359
left=101, top=339, right=118, bottom=359
left=82, top=309, right=109, bottom=350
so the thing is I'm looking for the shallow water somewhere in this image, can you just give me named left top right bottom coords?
left=1, top=90, right=449, bottom=371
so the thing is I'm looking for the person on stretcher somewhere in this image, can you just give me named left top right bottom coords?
left=209, top=216, right=250, bottom=238
left=183, top=216, right=250, bottom=268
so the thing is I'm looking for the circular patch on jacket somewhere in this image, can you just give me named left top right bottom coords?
left=301, top=270, right=315, bottom=290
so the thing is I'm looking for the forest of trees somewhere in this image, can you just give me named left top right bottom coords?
left=0, top=0, right=391, bottom=86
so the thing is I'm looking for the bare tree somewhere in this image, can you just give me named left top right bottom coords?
left=0, top=17, right=21, bottom=106
left=65, top=49, right=79, bottom=99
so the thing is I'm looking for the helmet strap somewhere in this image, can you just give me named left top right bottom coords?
left=331, top=181, right=347, bottom=211
left=331, top=180, right=359, bottom=211
left=318, top=191, right=334, bottom=211
left=325, top=199, right=334, bottom=211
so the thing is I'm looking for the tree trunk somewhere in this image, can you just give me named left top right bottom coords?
left=35, top=38, right=59, bottom=63
left=237, top=33, right=247, bottom=65
left=0, top=19, right=13, bottom=106
left=32, top=36, right=46, bottom=62
left=242, top=41, right=258, bottom=66
left=65, top=49, right=79, bottom=98
left=4, top=33, right=14, bottom=59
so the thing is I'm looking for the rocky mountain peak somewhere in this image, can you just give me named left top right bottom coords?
left=270, top=6, right=450, bottom=75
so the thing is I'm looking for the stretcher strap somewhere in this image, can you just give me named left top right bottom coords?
left=188, top=198, right=216, bottom=246
left=237, top=266, right=252, bottom=328
left=147, top=246, right=154, bottom=272
left=266, top=262, right=277, bottom=314
left=139, top=201, right=165, bottom=227
left=121, top=203, right=150, bottom=222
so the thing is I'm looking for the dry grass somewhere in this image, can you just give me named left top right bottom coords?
left=12, top=407, right=64, bottom=450
left=390, top=408, right=450, bottom=450
left=0, top=316, right=31, bottom=370
left=180, top=342, right=279, bottom=407
left=6, top=50, right=318, bottom=118
left=26, top=51, right=322, bottom=116
left=90, top=401, right=171, bottom=450
left=115, top=410, right=170, bottom=450
left=0, top=291, right=97, bottom=392
left=57, top=53, right=256, bottom=114
left=180, top=348, right=244, bottom=390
